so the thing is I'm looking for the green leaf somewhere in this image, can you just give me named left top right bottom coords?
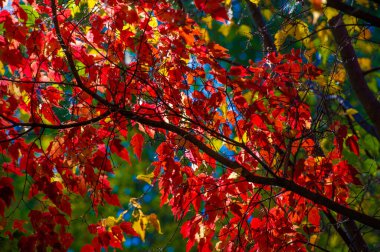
left=20, top=5, right=39, bottom=27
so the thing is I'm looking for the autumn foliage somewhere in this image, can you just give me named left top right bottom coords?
left=0, top=0, right=379, bottom=251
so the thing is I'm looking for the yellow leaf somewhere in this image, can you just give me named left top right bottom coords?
left=202, top=15, right=213, bottom=29
left=249, top=0, right=259, bottom=4
left=211, top=138, right=224, bottom=151
left=199, top=28, right=210, bottom=43
left=238, top=24, right=252, bottom=39
left=220, top=103, right=228, bottom=117
left=148, top=30, right=160, bottom=45
left=358, top=58, right=371, bottom=71
left=262, top=9, right=272, bottom=20
left=136, top=172, right=155, bottom=185
left=314, top=156, right=324, bottom=165
left=51, top=173, right=63, bottom=183
left=324, top=7, right=339, bottom=20
left=141, top=63, right=150, bottom=72
left=274, top=30, right=286, bottom=49
left=345, top=108, right=358, bottom=121
left=67, top=1, right=81, bottom=17
left=293, top=20, right=310, bottom=46
left=104, top=116, right=112, bottom=123
left=133, top=215, right=149, bottom=242
left=315, top=75, right=341, bottom=94
left=310, top=234, right=318, bottom=251
left=88, top=0, right=96, bottom=9
left=123, top=23, right=137, bottom=33
left=325, top=80, right=342, bottom=94
left=218, top=23, right=233, bottom=37
left=331, top=64, right=346, bottom=83
left=148, top=17, right=158, bottom=28
left=343, top=15, right=359, bottom=34
left=102, top=216, right=117, bottom=227
left=304, top=48, right=316, bottom=62
left=356, top=40, right=374, bottom=54
left=130, top=198, right=142, bottom=209
left=234, top=132, right=248, bottom=143
left=0, top=61, right=5, bottom=75
left=274, top=20, right=310, bottom=49
left=242, top=91, right=255, bottom=105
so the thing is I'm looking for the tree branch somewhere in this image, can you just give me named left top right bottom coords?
left=0, top=111, right=111, bottom=130
left=329, top=14, right=380, bottom=137
left=342, top=218, right=369, bottom=252
left=370, top=0, right=380, bottom=5
left=326, top=94, right=380, bottom=140
left=323, top=210, right=358, bottom=252
left=50, top=0, right=380, bottom=233
left=243, top=0, right=276, bottom=53
left=118, top=109, right=380, bottom=230
left=326, top=0, right=380, bottom=28
left=51, top=0, right=109, bottom=107
left=363, top=66, right=380, bottom=76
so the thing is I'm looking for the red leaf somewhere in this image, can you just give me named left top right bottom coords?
left=130, top=133, right=144, bottom=160
left=346, top=135, right=360, bottom=156
left=0, top=177, right=14, bottom=216
left=98, top=231, right=111, bottom=247
left=13, top=220, right=27, bottom=233
left=194, top=0, right=228, bottom=21
left=308, top=208, right=320, bottom=227
left=229, top=66, right=248, bottom=77
left=110, top=139, right=130, bottom=163
left=81, top=244, right=95, bottom=252
left=0, top=200, right=5, bottom=217
left=88, top=224, right=99, bottom=234
left=103, top=192, right=121, bottom=207
left=59, top=198, right=72, bottom=216
left=120, top=222, right=139, bottom=236
left=111, top=226, right=124, bottom=242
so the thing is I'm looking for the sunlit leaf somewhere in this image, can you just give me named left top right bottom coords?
left=136, top=172, right=155, bottom=185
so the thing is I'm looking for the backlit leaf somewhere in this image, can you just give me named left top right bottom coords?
left=136, top=172, right=155, bottom=185
left=130, top=133, right=144, bottom=160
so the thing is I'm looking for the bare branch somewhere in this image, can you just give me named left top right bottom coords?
left=118, top=108, right=380, bottom=230
left=243, top=0, right=276, bottom=53
left=323, top=210, right=359, bottom=252
left=326, top=0, right=380, bottom=28
left=0, top=111, right=111, bottom=130
left=363, top=66, right=380, bottom=75
left=329, top=14, right=380, bottom=137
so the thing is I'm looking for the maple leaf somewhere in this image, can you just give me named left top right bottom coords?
left=346, top=135, right=360, bottom=156
left=130, top=133, right=144, bottom=160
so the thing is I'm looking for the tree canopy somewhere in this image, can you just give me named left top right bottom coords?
left=1, top=0, right=380, bottom=251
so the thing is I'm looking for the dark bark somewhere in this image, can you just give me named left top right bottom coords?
left=342, top=218, right=369, bottom=252
left=244, top=0, right=276, bottom=53
left=329, top=14, right=380, bottom=137
left=324, top=210, right=358, bottom=252
left=363, top=66, right=380, bottom=76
